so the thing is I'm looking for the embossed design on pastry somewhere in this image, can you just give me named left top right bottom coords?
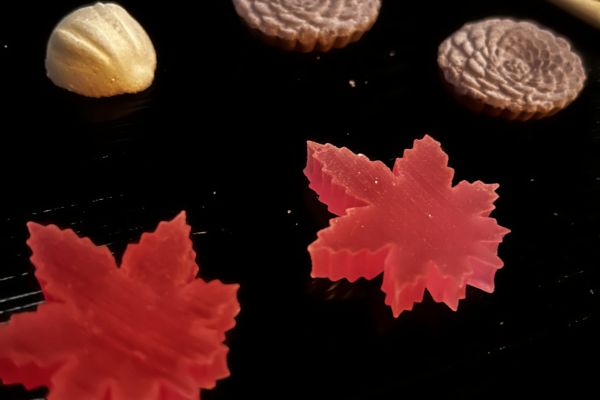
left=232, top=0, right=382, bottom=52
left=46, top=2, right=157, bottom=98
left=438, top=18, right=586, bottom=120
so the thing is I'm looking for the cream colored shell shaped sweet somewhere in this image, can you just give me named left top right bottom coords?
left=46, top=2, right=156, bottom=98
left=438, top=18, right=586, bottom=117
left=233, top=0, right=381, bottom=50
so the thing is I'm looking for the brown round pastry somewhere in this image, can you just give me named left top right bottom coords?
left=438, top=18, right=586, bottom=120
left=232, top=0, right=382, bottom=52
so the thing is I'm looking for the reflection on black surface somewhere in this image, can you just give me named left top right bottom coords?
left=63, top=85, right=156, bottom=124
left=0, top=0, right=598, bottom=399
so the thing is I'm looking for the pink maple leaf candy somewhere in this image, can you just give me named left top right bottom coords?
left=0, top=211, right=240, bottom=400
left=304, top=135, right=510, bottom=317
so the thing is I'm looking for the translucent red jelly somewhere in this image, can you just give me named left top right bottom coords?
left=305, top=135, right=510, bottom=316
left=0, top=212, right=239, bottom=400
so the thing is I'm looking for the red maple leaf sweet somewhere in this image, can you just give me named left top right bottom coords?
left=305, top=135, right=510, bottom=317
left=0, top=212, right=239, bottom=400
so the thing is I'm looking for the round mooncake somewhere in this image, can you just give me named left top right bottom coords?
left=232, top=0, right=382, bottom=52
left=438, top=18, right=586, bottom=120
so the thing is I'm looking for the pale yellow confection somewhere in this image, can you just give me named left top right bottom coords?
left=232, top=0, right=382, bottom=52
left=46, top=2, right=156, bottom=98
left=549, top=0, right=600, bottom=29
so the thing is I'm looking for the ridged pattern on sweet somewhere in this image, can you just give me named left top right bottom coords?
left=305, top=136, right=510, bottom=317
left=438, top=18, right=586, bottom=120
left=0, top=212, right=239, bottom=400
left=233, top=0, right=381, bottom=52
left=380, top=241, right=505, bottom=316
left=46, top=2, right=156, bottom=97
left=305, top=141, right=368, bottom=216
left=310, top=238, right=392, bottom=282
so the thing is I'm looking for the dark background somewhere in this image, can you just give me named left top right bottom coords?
left=0, top=0, right=598, bottom=398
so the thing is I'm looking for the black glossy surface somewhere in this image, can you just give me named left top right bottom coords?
left=0, top=1, right=598, bottom=399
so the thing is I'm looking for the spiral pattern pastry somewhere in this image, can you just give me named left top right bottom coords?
left=232, top=0, right=382, bottom=52
left=438, top=18, right=586, bottom=120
